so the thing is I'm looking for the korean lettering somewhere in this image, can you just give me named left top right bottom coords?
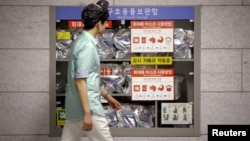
left=130, top=8, right=136, bottom=16
left=143, top=58, right=151, bottom=63
left=137, top=8, right=144, bottom=15
left=108, top=8, right=113, bottom=15
left=164, top=69, right=173, bottom=75
left=114, top=8, right=121, bottom=15
left=132, top=58, right=141, bottom=63
left=101, top=68, right=112, bottom=75
left=134, top=69, right=145, bottom=75
left=71, top=21, right=76, bottom=27
left=157, top=58, right=162, bottom=63
left=165, top=57, right=171, bottom=64
left=151, top=58, right=156, bottom=63
left=138, top=70, right=144, bottom=75
left=151, top=8, right=158, bottom=15
left=122, top=8, right=128, bottom=16
left=109, top=7, right=159, bottom=17
left=77, top=21, right=82, bottom=27
left=105, top=68, right=112, bottom=75
left=144, top=8, right=151, bottom=15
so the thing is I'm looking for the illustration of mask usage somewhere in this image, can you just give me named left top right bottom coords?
left=52, top=5, right=198, bottom=137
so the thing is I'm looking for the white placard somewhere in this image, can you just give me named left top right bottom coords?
left=161, top=102, right=192, bottom=124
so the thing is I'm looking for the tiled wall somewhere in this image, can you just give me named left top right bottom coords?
left=0, top=0, right=250, bottom=141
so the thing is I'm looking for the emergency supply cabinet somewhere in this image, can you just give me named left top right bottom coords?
left=49, top=6, right=201, bottom=137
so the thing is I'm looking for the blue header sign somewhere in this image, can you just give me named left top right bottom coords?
left=56, top=6, right=195, bottom=20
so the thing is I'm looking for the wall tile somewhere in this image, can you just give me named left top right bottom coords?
left=201, top=49, right=241, bottom=73
left=0, top=50, right=49, bottom=92
left=114, top=0, right=200, bottom=6
left=0, top=0, right=50, bottom=5
left=243, top=49, right=250, bottom=91
left=50, top=0, right=113, bottom=6
left=201, top=72, right=241, bottom=91
left=201, top=0, right=242, bottom=5
left=0, top=0, right=114, bottom=6
left=201, top=6, right=250, bottom=49
left=0, top=6, right=49, bottom=49
left=200, top=92, right=250, bottom=134
left=0, top=136, right=49, bottom=141
left=0, top=0, right=245, bottom=6
left=0, top=93, right=49, bottom=134
left=243, top=0, right=250, bottom=5
left=49, top=137, right=60, bottom=141
left=200, top=49, right=242, bottom=91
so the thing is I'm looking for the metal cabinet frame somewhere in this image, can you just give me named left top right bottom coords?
left=49, top=6, right=201, bottom=137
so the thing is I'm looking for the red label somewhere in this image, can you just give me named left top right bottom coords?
left=131, top=68, right=174, bottom=77
left=100, top=67, right=113, bottom=75
left=131, top=20, right=174, bottom=29
left=106, top=21, right=112, bottom=28
left=68, top=20, right=83, bottom=28
left=68, top=20, right=112, bottom=29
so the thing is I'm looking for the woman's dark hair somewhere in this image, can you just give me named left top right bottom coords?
left=81, top=0, right=109, bottom=30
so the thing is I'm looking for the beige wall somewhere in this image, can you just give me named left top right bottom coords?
left=0, top=0, right=250, bottom=141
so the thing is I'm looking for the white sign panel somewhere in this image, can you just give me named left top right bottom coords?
left=161, top=102, right=192, bottom=124
left=131, top=20, right=174, bottom=53
left=131, top=68, right=174, bottom=101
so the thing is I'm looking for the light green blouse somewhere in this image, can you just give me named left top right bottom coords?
left=65, top=30, right=104, bottom=121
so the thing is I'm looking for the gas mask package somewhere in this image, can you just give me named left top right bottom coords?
left=173, top=28, right=194, bottom=59
left=104, top=103, right=155, bottom=128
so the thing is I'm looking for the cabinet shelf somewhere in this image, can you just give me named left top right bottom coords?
left=50, top=124, right=194, bottom=137
left=56, top=58, right=194, bottom=62
left=56, top=93, right=65, bottom=97
left=56, top=93, right=132, bottom=97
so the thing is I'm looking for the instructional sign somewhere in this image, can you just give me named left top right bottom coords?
left=68, top=20, right=112, bottom=28
left=161, top=103, right=192, bottom=124
left=56, top=108, right=66, bottom=126
left=131, top=56, right=172, bottom=65
left=131, top=68, right=174, bottom=101
left=56, top=31, right=71, bottom=40
left=131, top=20, right=174, bottom=53
left=56, top=6, right=195, bottom=20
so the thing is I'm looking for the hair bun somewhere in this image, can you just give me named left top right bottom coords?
left=96, top=0, right=109, bottom=10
